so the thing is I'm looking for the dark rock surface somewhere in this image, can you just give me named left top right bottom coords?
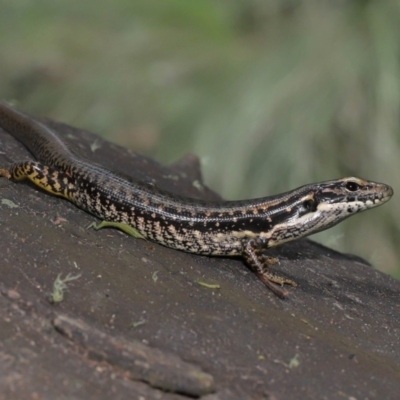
left=0, top=118, right=399, bottom=400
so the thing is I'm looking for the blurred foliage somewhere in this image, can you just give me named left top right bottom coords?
left=0, top=0, right=399, bottom=277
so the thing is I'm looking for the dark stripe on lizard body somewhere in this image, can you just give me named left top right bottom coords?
left=0, top=101, right=393, bottom=298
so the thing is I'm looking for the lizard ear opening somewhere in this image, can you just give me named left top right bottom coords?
left=303, top=199, right=317, bottom=213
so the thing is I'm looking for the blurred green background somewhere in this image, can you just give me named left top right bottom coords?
left=1, top=0, right=399, bottom=277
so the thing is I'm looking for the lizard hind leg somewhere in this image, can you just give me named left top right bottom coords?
left=0, top=161, right=76, bottom=201
left=242, top=238, right=297, bottom=299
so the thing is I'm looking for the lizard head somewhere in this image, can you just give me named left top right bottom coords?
left=264, top=177, right=393, bottom=247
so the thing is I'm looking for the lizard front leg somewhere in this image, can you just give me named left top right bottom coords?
left=242, top=238, right=296, bottom=298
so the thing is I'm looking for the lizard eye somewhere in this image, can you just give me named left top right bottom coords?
left=303, top=199, right=317, bottom=212
left=345, top=181, right=360, bottom=192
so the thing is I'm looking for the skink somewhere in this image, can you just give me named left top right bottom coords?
left=0, top=101, right=393, bottom=297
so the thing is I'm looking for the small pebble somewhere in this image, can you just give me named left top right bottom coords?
left=6, top=289, right=21, bottom=300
